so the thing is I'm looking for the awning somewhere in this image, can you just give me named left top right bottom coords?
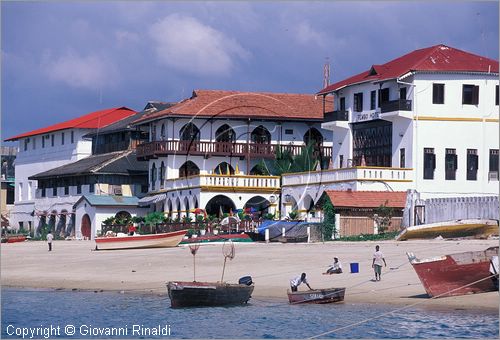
left=138, top=193, right=167, bottom=206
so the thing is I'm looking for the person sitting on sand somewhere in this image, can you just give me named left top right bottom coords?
left=290, top=273, right=312, bottom=292
left=323, top=257, right=342, bottom=274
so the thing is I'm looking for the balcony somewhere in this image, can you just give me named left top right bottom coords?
left=380, top=99, right=412, bottom=114
left=282, top=166, right=414, bottom=191
left=324, top=110, right=349, bottom=122
left=137, top=140, right=332, bottom=161
left=162, top=174, right=281, bottom=192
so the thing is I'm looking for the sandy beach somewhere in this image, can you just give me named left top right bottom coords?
left=1, top=239, right=498, bottom=311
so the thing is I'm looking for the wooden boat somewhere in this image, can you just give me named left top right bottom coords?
left=407, top=246, right=499, bottom=298
left=1, top=234, right=27, bottom=243
left=396, top=219, right=499, bottom=241
left=94, top=230, right=187, bottom=250
left=287, top=287, right=346, bottom=304
left=167, top=280, right=254, bottom=308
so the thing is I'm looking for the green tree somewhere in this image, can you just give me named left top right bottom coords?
left=322, top=195, right=336, bottom=240
left=144, top=212, right=165, bottom=226
left=372, top=200, right=394, bottom=234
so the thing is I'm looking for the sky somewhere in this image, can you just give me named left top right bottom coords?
left=1, top=1, right=498, bottom=144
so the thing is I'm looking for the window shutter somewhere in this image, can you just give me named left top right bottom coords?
left=431, top=153, right=436, bottom=169
left=472, top=86, right=479, bottom=105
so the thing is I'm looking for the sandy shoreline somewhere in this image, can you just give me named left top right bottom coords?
left=1, top=239, right=498, bottom=311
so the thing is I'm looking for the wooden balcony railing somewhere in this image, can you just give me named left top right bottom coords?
left=324, top=110, right=349, bottom=122
left=137, top=140, right=332, bottom=160
left=380, top=99, right=412, bottom=113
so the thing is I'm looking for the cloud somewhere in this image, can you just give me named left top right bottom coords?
left=148, top=14, right=249, bottom=76
left=295, top=21, right=327, bottom=48
left=42, top=50, right=117, bottom=90
left=115, top=30, right=140, bottom=46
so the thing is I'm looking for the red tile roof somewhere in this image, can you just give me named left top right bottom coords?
left=5, top=107, right=136, bottom=141
left=318, top=44, right=499, bottom=94
left=325, top=190, right=407, bottom=209
left=133, top=89, right=333, bottom=124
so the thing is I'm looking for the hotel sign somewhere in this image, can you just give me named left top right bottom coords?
left=355, top=111, right=380, bottom=122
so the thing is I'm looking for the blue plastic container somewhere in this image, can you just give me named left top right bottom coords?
left=350, top=262, right=359, bottom=273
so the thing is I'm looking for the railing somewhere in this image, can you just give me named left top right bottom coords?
left=164, top=174, right=281, bottom=191
left=380, top=99, right=412, bottom=113
left=324, top=110, right=349, bottom=122
left=137, top=140, right=332, bottom=160
left=282, top=166, right=414, bottom=186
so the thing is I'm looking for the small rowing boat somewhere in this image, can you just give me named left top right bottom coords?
left=287, top=287, right=346, bottom=304
left=94, top=230, right=187, bottom=250
left=396, top=219, right=499, bottom=241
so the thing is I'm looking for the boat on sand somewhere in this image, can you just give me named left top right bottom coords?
left=396, top=219, right=499, bottom=241
left=287, top=287, right=346, bottom=304
left=94, top=230, right=187, bottom=250
left=407, top=246, right=499, bottom=298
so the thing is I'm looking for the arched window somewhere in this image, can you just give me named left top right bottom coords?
left=160, top=124, right=166, bottom=140
left=151, top=163, right=157, bottom=190
left=180, top=123, right=200, bottom=141
left=215, top=124, right=236, bottom=143
left=159, top=161, right=165, bottom=187
left=251, top=125, right=271, bottom=144
left=179, top=161, right=200, bottom=178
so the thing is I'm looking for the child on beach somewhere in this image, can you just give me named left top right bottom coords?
left=372, top=245, right=386, bottom=281
left=46, top=231, right=53, bottom=252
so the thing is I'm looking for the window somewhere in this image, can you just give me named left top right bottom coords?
left=370, top=90, right=376, bottom=110
left=400, top=148, right=405, bottom=168
left=399, top=87, right=407, bottom=100
left=433, top=83, right=445, bottom=104
left=28, top=181, right=32, bottom=200
left=24, top=139, right=29, bottom=151
left=18, top=182, right=23, bottom=201
left=42, top=136, right=45, bottom=148
left=445, top=149, right=457, bottom=180
left=159, top=162, right=165, bottom=187
left=89, top=184, right=95, bottom=193
left=378, top=88, right=389, bottom=107
left=41, top=188, right=46, bottom=198
left=61, top=132, right=65, bottom=145
left=71, top=131, right=74, bottom=143
left=339, top=97, right=346, bottom=111
left=51, top=134, right=55, bottom=147
left=52, top=187, right=57, bottom=197
left=496, top=85, right=499, bottom=106
left=77, top=184, right=82, bottom=195
left=423, top=148, right=435, bottom=180
left=160, top=124, right=166, bottom=140
left=466, top=149, right=478, bottom=180
left=462, top=85, right=479, bottom=105
left=353, top=92, right=363, bottom=112
left=489, top=149, right=498, bottom=181
left=151, top=164, right=157, bottom=190
left=284, top=129, right=293, bottom=135
left=32, top=138, right=36, bottom=150
left=339, top=155, right=344, bottom=168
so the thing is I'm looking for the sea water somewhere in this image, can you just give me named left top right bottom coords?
left=1, top=288, right=498, bottom=339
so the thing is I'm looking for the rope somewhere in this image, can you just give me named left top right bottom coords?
left=308, top=273, right=499, bottom=339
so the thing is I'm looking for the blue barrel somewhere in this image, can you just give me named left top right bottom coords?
left=350, top=262, right=359, bottom=273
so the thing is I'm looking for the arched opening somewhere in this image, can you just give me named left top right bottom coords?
left=250, top=163, right=270, bottom=175
left=115, top=211, right=131, bottom=224
left=36, top=215, right=47, bottom=237
left=303, top=194, right=315, bottom=213
left=184, top=197, right=190, bottom=219
left=214, top=162, right=235, bottom=175
left=166, top=199, right=173, bottom=219
left=215, top=124, right=236, bottom=143
left=251, top=125, right=271, bottom=144
left=180, top=123, right=200, bottom=142
left=205, top=195, right=236, bottom=217
left=81, top=214, right=91, bottom=239
left=175, top=197, right=181, bottom=220
left=160, top=123, right=166, bottom=140
left=48, top=211, right=57, bottom=233
left=179, top=161, right=200, bottom=178
left=193, top=197, right=199, bottom=209
left=303, top=127, right=324, bottom=147
left=56, top=210, right=67, bottom=237
left=244, top=196, right=270, bottom=217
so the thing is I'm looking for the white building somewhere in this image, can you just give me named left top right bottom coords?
left=133, top=89, right=333, bottom=219
left=4, top=107, right=137, bottom=235
left=281, top=44, right=499, bottom=219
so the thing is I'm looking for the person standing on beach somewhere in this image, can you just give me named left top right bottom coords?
left=372, top=245, right=386, bottom=281
left=46, top=231, right=53, bottom=252
left=290, top=273, right=312, bottom=292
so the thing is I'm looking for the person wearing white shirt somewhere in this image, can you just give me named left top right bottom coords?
left=46, top=231, right=53, bottom=252
left=372, top=245, right=387, bottom=281
left=323, top=257, right=343, bottom=274
left=290, top=273, right=312, bottom=292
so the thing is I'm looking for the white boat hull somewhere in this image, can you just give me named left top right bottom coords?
left=95, top=230, right=187, bottom=250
